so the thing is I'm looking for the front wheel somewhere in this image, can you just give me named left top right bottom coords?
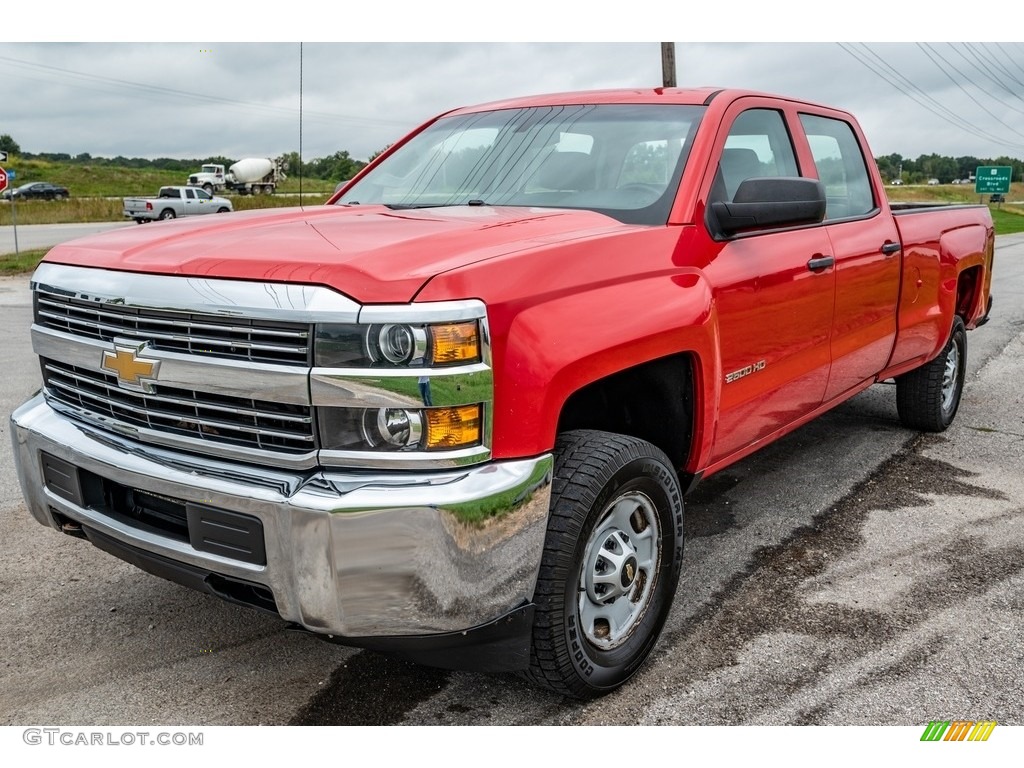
left=523, top=430, right=684, bottom=698
left=896, top=315, right=967, bottom=432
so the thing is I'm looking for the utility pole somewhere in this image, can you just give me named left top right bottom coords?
left=661, top=42, right=677, bottom=88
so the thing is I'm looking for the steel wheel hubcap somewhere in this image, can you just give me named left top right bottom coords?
left=579, top=490, right=660, bottom=650
left=942, top=341, right=960, bottom=412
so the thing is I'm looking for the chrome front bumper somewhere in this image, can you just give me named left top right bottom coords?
left=11, top=393, right=552, bottom=639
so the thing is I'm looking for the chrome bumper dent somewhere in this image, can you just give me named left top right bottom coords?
left=11, top=394, right=552, bottom=637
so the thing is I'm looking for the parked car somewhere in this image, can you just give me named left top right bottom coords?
left=2, top=182, right=70, bottom=201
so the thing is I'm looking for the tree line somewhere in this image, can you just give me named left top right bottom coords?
left=875, top=153, right=1023, bottom=185
left=2, top=132, right=1021, bottom=186
left=0, top=134, right=371, bottom=183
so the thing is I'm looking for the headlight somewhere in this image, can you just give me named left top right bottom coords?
left=313, top=301, right=490, bottom=465
left=316, top=321, right=480, bottom=368
left=319, top=404, right=483, bottom=452
left=370, top=324, right=427, bottom=365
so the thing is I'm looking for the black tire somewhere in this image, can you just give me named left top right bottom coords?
left=217, top=207, right=230, bottom=213
left=523, top=430, right=684, bottom=698
left=202, top=183, right=213, bottom=194
left=896, top=315, right=967, bottom=432
left=54, top=193, right=66, bottom=201
left=158, top=209, right=176, bottom=220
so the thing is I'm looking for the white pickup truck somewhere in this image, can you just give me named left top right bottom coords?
left=123, top=186, right=233, bottom=223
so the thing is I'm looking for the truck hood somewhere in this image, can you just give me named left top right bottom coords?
left=43, top=204, right=630, bottom=304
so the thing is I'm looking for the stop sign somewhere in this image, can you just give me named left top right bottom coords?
left=0, top=167, right=7, bottom=194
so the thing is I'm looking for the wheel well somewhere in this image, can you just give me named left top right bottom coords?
left=956, top=266, right=981, bottom=320
left=556, top=354, right=694, bottom=469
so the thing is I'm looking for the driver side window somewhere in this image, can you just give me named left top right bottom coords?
left=711, top=109, right=799, bottom=203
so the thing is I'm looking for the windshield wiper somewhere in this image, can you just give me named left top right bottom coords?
left=384, top=200, right=490, bottom=210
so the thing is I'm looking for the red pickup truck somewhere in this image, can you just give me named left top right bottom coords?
left=11, top=88, right=994, bottom=699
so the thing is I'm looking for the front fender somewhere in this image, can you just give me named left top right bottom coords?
left=493, top=270, right=719, bottom=466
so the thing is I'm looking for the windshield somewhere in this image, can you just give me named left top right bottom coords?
left=336, top=104, right=704, bottom=225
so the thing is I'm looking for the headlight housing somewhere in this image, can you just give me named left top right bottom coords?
left=311, top=300, right=492, bottom=468
left=315, top=320, right=480, bottom=368
left=318, top=404, right=483, bottom=453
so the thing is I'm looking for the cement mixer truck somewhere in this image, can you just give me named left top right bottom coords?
left=187, top=158, right=287, bottom=195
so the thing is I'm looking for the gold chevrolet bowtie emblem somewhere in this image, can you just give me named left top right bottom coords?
left=101, top=344, right=160, bottom=391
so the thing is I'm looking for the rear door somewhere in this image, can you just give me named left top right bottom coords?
left=182, top=187, right=197, bottom=215
left=796, top=112, right=901, bottom=401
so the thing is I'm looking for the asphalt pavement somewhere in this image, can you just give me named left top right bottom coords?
left=0, top=222, right=133, bottom=254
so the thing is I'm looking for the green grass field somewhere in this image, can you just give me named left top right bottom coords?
left=0, top=157, right=337, bottom=227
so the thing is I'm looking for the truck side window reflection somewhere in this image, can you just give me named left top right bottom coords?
left=711, top=109, right=799, bottom=204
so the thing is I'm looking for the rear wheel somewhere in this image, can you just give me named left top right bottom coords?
left=523, top=430, right=684, bottom=698
left=896, top=315, right=967, bottom=432
left=158, top=209, right=176, bottom=220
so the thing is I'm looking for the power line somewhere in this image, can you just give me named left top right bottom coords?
left=959, top=43, right=1024, bottom=100
left=993, top=43, right=1024, bottom=80
left=837, top=43, right=1024, bottom=153
left=918, top=43, right=1024, bottom=138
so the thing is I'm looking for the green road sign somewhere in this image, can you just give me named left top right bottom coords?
left=975, top=166, right=1012, bottom=194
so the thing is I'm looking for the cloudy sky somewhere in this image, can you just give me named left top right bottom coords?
left=4, top=9, right=1023, bottom=164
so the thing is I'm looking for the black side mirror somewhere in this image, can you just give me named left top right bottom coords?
left=710, top=177, right=826, bottom=236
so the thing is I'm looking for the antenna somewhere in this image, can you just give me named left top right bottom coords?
left=299, top=42, right=304, bottom=206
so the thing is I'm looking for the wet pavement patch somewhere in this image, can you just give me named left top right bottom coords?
left=290, top=651, right=450, bottom=725
left=684, top=472, right=741, bottom=538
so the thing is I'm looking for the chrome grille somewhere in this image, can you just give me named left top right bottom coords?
left=35, top=292, right=312, bottom=366
left=42, top=358, right=315, bottom=455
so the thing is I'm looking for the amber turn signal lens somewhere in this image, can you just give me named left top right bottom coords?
left=430, top=322, right=480, bottom=365
left=425, top=405, right=482, bottom=449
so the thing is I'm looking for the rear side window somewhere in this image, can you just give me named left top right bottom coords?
left=799, top=114, right=875, bottom=219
